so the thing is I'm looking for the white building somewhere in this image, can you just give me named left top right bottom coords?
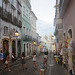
left=30, top=11, right=37, bottom=40
left=0, top=0, right=22, bottom=59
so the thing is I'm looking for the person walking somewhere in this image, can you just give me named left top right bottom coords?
left=32, top=51, right=37, bottom=69
left=21, top=52, right=27, bottom=70
left=0, top=50, right=3, bottom=65
left=4, top=52, right=11, bottom=71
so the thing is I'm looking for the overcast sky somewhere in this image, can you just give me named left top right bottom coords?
left=31, top=0, right=56, bottom=37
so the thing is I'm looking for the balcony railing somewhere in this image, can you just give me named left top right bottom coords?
left=2, top=8, right=12, bottom=23
left=18, top=20, right=22, bottom=28
left=12, top=17, right=18, bottom=25
left=7, top=12, right=12, bottom=22
left=2, top=9, right=8, bottom=20
left=23, top=34, right=26, bottom=41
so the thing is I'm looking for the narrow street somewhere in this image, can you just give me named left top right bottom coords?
left=0, top=53, right=69, bottom=75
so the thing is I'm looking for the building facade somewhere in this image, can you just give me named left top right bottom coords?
left=22, top=0, right=37, bottom=57
left=54, top=0, right=75, bottom=73
left=59, top=0, right=75, bottom=73
left=54, top=0, right=63, bottom=54
left=30, top=11, right=37, bottom=53
left=22, top=0, right=31, bottom=57
left=0, top=0, right=22, bottom=59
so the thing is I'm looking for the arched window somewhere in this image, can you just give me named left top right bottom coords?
left=4, top=26, right=8, bottom=35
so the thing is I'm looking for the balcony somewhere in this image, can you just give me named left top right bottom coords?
left=23, top=34, right=26, bottom=41
left=2, top=9, right=7, bottom=20
left=7, top=12, right=12, bottom=22
left=28, top=36, right=32, bottom=41
left=59, top=0, right=71, bottom=18
left=18, top=20, right=22, bottom=28
left=1, top=8, right=12, bottom=23
left=12, top=17, right=18, bottom=25
left=25, top=35, right=29, bottom=41
left=3, top=0, right=9, bottom=3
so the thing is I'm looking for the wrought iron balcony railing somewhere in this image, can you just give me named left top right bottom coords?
left=18, top=20, right=22, bottom=28
left=2, top=9, right=8, bottom=20
left=12, top=17, right=18, bottom=25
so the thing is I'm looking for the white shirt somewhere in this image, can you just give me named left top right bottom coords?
left=33, top=55, right=36, bottom=61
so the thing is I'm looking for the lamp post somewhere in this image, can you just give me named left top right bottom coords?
left=15, top=30, right=19, bottom=57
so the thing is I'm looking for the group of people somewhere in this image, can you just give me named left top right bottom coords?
left=0, top=48, right=49, bottom=71
left=20, top=49, right=49, bottom=70
left=21, top=50, right=37, bottom=70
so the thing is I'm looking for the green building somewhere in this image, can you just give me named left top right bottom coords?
left=22, top=0, right=32, bottom=57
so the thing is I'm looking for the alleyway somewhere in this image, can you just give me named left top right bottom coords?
left=0, top=53, right=69, bottom=75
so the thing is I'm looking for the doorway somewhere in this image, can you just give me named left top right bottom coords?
left=12, top=40, right=16, bottom=56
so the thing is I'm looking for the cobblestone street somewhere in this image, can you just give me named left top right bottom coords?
left=0, top=54, right=69, bottom=75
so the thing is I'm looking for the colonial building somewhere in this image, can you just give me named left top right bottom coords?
left=59, top=0, right=75, bottom=73
left=30, top=11, right=37, bottom=53
left=54, top=0, right=75, bottom=74
left=54, top=0, right=63, bottom=53
left=22, top=0, right=31, bottom=57
left=22, top=0, right=37, bottom=57
left=0, top=0, right=22, bottom=59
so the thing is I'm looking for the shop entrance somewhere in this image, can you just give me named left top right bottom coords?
left=18, top=40, right=21, bottom=58
left=12, top=40, right=16, bottom=56
left=24, top=44, right=26, bottom=57
left=3, top=40, right=9, bottom=63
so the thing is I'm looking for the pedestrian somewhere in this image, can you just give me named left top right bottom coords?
left=21, top=52, right=27, bottom=70
left=12, top=53, right=15, bottom=62
left=44, top=49, right=48, bottom=60
left=3, top=50, right=6, bottom=63
left=4, top=52, right=11, bottom=71
left=0, top=50, right=3, bottom=65
left=32, top=50, right=37, bottom=69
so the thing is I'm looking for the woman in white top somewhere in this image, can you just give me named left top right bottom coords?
left=32, top=51, right=37, bottom=69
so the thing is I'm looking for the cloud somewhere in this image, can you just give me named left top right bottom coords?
left=36, top=20, right=55, bottom=37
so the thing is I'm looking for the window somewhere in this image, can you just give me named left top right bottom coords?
left=12, top=29, right=15, bottom=36
left=4, top=26, right=8, bottom=35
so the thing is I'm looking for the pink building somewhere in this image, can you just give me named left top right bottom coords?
left=59, top=0, right=75, bottom=74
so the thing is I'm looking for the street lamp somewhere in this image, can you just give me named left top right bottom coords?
left=15, top=30, right=19, bottom=57
left=34, top=41, right=36, bottom=45
left=15, top=30, right=19, bottom=37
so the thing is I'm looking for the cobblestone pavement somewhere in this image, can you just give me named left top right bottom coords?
left=47, top=54, right=69, bottom=75
left=0, top=53, right=69, bottom=75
